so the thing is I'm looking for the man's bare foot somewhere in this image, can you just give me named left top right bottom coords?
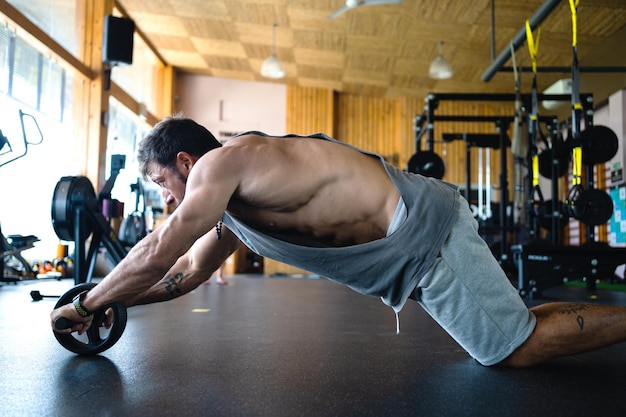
left=215, top=276, right=228, bottom=285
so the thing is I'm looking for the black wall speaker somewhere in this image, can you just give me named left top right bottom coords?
left=102, top=15, right=135, bottom=66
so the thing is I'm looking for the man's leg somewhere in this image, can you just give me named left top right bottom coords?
left=502, top=302, right=626, bottom=367
left=203, top=263, right=228, bottom=285
left=214, top=263, right=227, bottom=285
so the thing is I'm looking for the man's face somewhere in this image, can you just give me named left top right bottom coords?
left=147, top=161, right=188, bottom=207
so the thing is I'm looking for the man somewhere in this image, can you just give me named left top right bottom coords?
left=51, top=116, right=626, bottom=367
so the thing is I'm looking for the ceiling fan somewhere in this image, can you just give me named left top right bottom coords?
left=329, top=0, right=403, bottom=19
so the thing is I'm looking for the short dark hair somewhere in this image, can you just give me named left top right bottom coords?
left=137, top=115, right=222, bottom=179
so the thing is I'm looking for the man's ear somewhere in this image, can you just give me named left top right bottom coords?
left=175, top=151, right=196, bottom=173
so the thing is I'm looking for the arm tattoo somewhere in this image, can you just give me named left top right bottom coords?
left=557, top=303, right=588, bottom=330
left=160, top=272, right=185, bottom=299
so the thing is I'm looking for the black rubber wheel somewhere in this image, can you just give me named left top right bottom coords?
left=53, top=283, right=127, bottom=355
left=51, top=176, right=97, bottom=241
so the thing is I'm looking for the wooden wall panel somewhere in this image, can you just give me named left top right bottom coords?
left=399, top=97, right=424, bottom=170
left=286, top=86, right=336, bottom=136
left=334, top=94, right=402, bottom=166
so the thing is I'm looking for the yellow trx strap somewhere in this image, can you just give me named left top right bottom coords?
left=569, top=0, right=582, bottom=112
left=569, top=0, right=580, bottom=47
left=572, top=146, right=582, bottom=186
left=525, top=20, right=540, bottom=74
left=532, top=154, right=540, bottom=187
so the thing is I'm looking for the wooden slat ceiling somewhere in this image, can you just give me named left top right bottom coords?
left=118, top=0, right=626, bottom=100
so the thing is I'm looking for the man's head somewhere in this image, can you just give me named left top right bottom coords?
left=138, top=115, right=221, bottom=177
left=138, top=115, right=222, bottom=206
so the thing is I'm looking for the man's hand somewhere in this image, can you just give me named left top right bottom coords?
left=50, top=303, right=94, bottom=335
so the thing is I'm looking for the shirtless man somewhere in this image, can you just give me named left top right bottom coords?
left=51, top=116, right=626, bottom=367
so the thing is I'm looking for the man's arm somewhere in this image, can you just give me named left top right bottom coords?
left=50, top=151, right=243, bottom=333
left=125, top=226, right=240, bottom=307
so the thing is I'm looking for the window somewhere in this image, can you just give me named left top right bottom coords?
left=0, top=25, right=11, bottom=94
left=0, top=24, right=69, bottom=121
left=0, top=23, right=75, bottom=261
left=11, top=36, right=39, bottom=108
left=111, top=32, right=161, bottom=116
left=6, top=0, right=79, bottom=58
left=106, top=99, right=162, bottom=222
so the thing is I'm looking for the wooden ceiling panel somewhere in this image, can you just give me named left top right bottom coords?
left=191, top=37, right=247, bottom=58
left=147, top=34, right=196, bottom=52
left=393, top=58, right=430, bottom=77
left=345, top=53, right=393, bottom=73
left=293, top=29, right=345, bottom=52
left=343, top=68, right=390, bottom=87
left=117, top=0, right=626, bottom=100
left=581, top=8, right=626, bottom=37
left=344, top=13, right=412, bottom=38
left=183, top=18, right=237, bottom=40
left=120, top=0, right=174, bottom=14
left=160, top=50, right=208, bottom=70
left=167, top=0, right=230, bottom=19
left=346, top=35, right=401, bottom=57
left=127, top=12, right=188, bottom=37
left=390, top=74, right=436, bottom=91
left=224, top=1, right=289, bottom=26
left=235, top=22, right=293, bottom=48
left=297, top=65, right=343, bottom=81
left=210, top=67, right=257, bottom=81
left=202, top=55, right=251, bottom=72
left=293, top=48, right=345, bottom=69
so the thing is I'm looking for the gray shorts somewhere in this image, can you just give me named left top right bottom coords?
left=412, top=195, right=536, bottom=366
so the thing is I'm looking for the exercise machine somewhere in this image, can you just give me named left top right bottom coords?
left=118, top=178, right=148, bottom=246
left=51, top=155, right=129, bottom=284
left=1, top=110, right=43, bottom=282
left=512, top=2, right=623, bottom=297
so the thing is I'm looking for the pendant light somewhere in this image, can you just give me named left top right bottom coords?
left=429, top=40, right=453, bottom=80
left=261, top=23, right=285, bottom=79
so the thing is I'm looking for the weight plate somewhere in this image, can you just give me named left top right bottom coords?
left=570, top=188, right=614, bottom=226
left=538, top=143, right=570, bottom=179
left=582, top=125, right=619, bottom=165
left=53, top=282, right=127, bottom=355
left=407, top=151, right=445, bottom=179
left=51, top=176, right=97, bottom=241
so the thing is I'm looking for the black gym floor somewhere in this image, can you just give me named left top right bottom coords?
left=2, top=274, right=626, bottom=417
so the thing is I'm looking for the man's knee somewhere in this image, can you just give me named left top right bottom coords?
left=499, top=323, right=550, bottom=368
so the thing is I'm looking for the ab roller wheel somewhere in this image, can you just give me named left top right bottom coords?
left=53, top=283, right=127, bottom=355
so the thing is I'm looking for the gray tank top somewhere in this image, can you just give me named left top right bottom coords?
left=222, top=132, right=459, bottom=312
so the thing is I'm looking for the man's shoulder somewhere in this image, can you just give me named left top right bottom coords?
left=223, top=133, right=270, bottom=146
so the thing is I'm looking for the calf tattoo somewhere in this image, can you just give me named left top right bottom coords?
left=161, top=272, right=184, bottom=299
left=557, top=303, right=588, bottom=330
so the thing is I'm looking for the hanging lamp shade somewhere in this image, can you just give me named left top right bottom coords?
left=261, top=23, right=285, bottom=79
left=429, top=41, right=453, bottom=80
left=261, top=55, right=285, bottom=79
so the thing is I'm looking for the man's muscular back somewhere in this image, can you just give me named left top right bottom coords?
left=209, top=133, right=401, bottom=247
